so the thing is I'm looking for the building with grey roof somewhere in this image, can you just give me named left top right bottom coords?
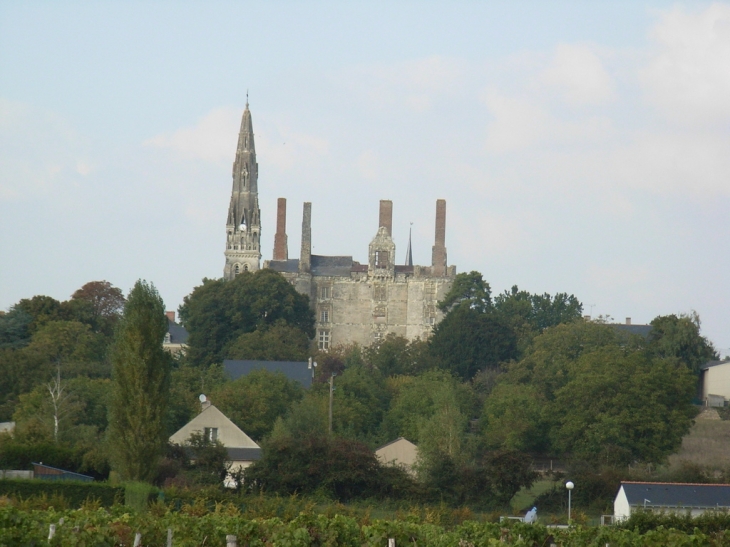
left=224, top=359, right=313, bottom=388
left=614, top=481, right=730, bottom=520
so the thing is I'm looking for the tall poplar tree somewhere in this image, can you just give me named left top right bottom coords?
left=109, top=280, right=171, bottom=482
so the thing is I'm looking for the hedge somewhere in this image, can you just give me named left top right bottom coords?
left=0, top=479, right=123, bottom=507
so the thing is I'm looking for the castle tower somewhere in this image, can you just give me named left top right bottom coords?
left=224, top=101, right=261, bottom=279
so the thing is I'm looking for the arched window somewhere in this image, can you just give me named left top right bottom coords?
left=243, top=264, right=249, bottom=272
left=234, top=264, right=240, bottom=275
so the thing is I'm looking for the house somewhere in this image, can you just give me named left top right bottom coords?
left=0, top=422, right=15, bottom=435
left=163, top=311, right=189, bottom=355
left=224, top=359, right=314, bottom=388
left=375, top=437, right=418, bottom=475
left=614, top=481, right=730, bottom=521
left=699, top=360, right=730, bottom=407
left=169, top=398, right=261, bottom=487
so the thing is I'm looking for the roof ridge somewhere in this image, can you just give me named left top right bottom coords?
left=623, top=481, right=730, bottom=487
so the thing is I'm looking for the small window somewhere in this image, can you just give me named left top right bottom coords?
left=204, top=427, right=218, bottom=442
left=243, top=264, right=249, bottom=272
left=320, top=286, right=330, bottom=299
left=320, top=309, right=330, bottom=323
left=164, top=332, right=171, bottom=344
left=318, top=330, right=330, bottom=351
left=373, top=286, right=386, bottom=301
left=234, top=264, right=240, bottom=275
left=375, top=251, right=389, bottom=268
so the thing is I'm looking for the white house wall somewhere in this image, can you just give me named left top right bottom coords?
left=614, top=487, right=631, bottom=521
left=703, top=363, right=730, bottom=401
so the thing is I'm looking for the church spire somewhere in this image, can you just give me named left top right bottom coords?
left=405, top=223, right=413, bottom=266
left=224, top=101, right=261, bottom=279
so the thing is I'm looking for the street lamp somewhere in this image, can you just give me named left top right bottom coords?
left=566, top=481, right=575, bottom=524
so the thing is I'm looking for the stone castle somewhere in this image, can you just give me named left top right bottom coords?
left=224, top=104, right=456, bottom=349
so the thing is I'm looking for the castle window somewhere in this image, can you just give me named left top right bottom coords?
left=243, top=264, right=249, bottom=272
left=234, top=264, right=240, bottom=275
left=320, top=309, right=330, bottom=323
left=373, top=285, right=386, bottom=301
left=318, top=330, right=330, bottom=350
left=320, top=286, right=330, bottom=299
left=204, top=427, right=218, bottom=442
left=375, top=251, right=389, bottom=268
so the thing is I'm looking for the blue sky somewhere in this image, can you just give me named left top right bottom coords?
left=1, top=1, right=729, bottom=355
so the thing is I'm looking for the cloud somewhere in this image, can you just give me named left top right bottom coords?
left=0, top=97, right=90, bottom=201
left=541, top=43, right=616, bottom=105
left=144, top=107, right=241, bottom=162
left=482, top=92, right=613, bottom=154
left=342, top=55, right=467, bottom=111
left=641, top=4, right=730, bottom=124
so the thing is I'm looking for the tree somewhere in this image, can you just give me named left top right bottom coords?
left=15, top=295, right=66, bottom=333
left=429, top=305, right=517, bottom=380
left=210, top=369, right=304, bottom=441
left=179, top=269, right=315, bottom=367
left=225, top=321, right=309, bottom=361
left=245, top=433, right=385, bottom=501
left=437, top=271, right=492, bottom=313
left=331, top=364, right=391, bottom=442
left=548, top=348, right=696, bottom=465
left=0, top=307, right=32, bottom=349
left=108, top=280, right=171, bottom=482
left=481, top=383, right=548, bottom=453
left=647, top=313, right=718, bottom=373
left=70, top=280, right=126, bottom=336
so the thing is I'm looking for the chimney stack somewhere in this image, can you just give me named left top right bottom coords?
left=626, top=317, right=632, bottom=325
left=379, top=200, right=393, bottom=236
left=273, top=197, right=288, bottom=260
left=299, top=202, right=312, bottom=273
left=431, top=199, right=447, bottom=276
left=165, top=311, right=175, bottom=323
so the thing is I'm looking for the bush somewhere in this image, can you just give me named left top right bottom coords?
left=0, top=478, right=123, bottom=507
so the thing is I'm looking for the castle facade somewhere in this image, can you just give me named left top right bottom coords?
left=224, top=106, right=456, bottom=349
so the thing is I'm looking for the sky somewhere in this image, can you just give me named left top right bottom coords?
left=1, top=1, right=729, bottom=355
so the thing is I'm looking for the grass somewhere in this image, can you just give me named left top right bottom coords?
left=510, top=479, right=557, bottom=513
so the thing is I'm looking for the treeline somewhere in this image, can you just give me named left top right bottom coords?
left=0, top=269, right=720, bottom=510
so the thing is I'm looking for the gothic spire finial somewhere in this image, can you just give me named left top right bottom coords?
left=406, top=222, right=413, bottom=266
left=246, top=89, right=249, bottom=108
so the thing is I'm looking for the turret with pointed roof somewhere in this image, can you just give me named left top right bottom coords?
left=224, top=100, right=261, bottom=279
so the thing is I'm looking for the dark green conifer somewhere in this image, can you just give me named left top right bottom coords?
left=108, top=280, right=170, bottom=482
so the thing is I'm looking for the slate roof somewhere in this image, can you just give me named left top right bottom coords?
left=311, top=255, right=354, bottom=277
left=224, top=360, right=313, bottom=388
left=613, top=324, right=653, bottom=338
left=700, top=359, right=730, bottom=371
left=167, top=320, right=189, bottom=344
left=621, top=482, right=730, bottom=508
left=268, top=259, right=300, bottom=273
left=227, top=447, right=262, bottom=462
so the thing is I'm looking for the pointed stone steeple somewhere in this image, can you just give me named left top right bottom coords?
left=224, top=101, right=261, bottom=279
left=405, top=224, right=413, bottom=266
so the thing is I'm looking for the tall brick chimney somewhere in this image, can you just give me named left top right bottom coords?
left=431, top=199, right=447, bottom=276
left=299, top=202, right=312, bottom=273
left=379, top=200, right=393, bottom=236
left=273, top=197, right=288, bottom=261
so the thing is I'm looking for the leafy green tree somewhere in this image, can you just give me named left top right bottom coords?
left=331, top=365, right=391, bottom=442
left=23, top=320, right=107, bottom=377
left=0, top=307, right=32, bottom=349
left=363, top=335, right=434, bottom=377
left=647, top=312, right=718, bottom=372
left=549, top=347, right=696, bottom=464
left=108, top=280, right=171, bottom=482
left=179, top=269, right=315, bottom=367
left=225, top=321, right=310, bottom=361
left=15, top=295, right=66, bottom=333
left=245, top=434, right=387, bottom=501
left=382, top=370, right=476, bottom=449
left=481, top=383, right=548, bottom=453
left=167, top=364, right=228, bottom=434
left=269, top=390, right=329, bottom=440
left=429, top=305, right=517, bottom=380
left=494, top=286, right=583, bottom=332
left=437, top=271, right=492, bottom=313
left=210, top=369, right=304, bottom=441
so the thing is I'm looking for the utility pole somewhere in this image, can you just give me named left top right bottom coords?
left=329, top=373, right=335, bottom=433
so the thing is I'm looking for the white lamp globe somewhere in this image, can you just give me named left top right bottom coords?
left=566, top=481, right=574, bottom=490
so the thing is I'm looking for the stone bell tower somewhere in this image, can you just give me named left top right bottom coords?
left=224, top=100, right=261, bottom=279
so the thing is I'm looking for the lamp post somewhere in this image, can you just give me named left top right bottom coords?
left=566, top=481, right=574, bottom=524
